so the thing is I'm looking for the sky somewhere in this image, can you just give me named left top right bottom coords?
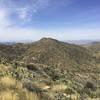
left=0, top=0, right=100, bottom=41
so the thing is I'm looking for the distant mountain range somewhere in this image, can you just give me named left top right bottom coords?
left=65, top=40, right=100, bottom=44
left=1, top=39, right=100, bottom=45
left=0, top=40, right=34, bottom=45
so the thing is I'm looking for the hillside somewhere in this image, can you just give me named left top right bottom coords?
left=0, top=38, right=94, bottom=66
left=0, top=38, right=100, bottom=100
left=82, top=42, right=100, bottom=53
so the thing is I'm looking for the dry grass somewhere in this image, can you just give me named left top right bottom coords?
left=0, top=64, right=9, bottom=74
left=0, top=76, right=22, bottom=89
left=0, top=91, right=19, bottom=100
left=0, top=77, right=40, bottom=100
left=23, top=89, right=40, bottom=100
left=0, top=89, right=40, bottom=100
left=0, top=77, right=17, bottom=89
left=51, top=84, right=67, bottom=91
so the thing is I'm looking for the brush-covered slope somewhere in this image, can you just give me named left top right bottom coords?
left=82, top=42, right=100, bottom=53
left=22, top=38, right=94, bottom=67
left=0, top=38, right=100, bottom=100
left=82, top=42, right=100, bottom=63
left=0, top=38, right=94, bottom=67
left=0, top=43, right=28, bottom=63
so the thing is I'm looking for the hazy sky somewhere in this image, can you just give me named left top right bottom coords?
left=0, top=0, right=100, bottom=41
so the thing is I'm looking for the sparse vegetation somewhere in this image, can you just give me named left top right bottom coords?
left=0, top=38, right=100, bottom=100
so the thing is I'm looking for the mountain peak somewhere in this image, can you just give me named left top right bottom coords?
left=39, top=37, right=58, bottom=42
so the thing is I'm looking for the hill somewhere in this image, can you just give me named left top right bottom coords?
left=82, top=42, right=100, bottom=53
left=0, top=38, right=94, bottom=67
left=0, top=38, right=100, bottom=100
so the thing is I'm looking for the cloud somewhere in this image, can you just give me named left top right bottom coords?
left=0, top=8, right=11, bottom=28
left=16, top=7, right=30, bottom=20
left=0, top=27, right=100, bottom=41
left=0, top=0, right=75, bottom=28
left=0, top=0, right=49, bottom=28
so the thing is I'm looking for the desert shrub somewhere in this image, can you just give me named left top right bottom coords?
left=82, top=88, right=94, bottom=98
left=23, top=82, right=51, bottom=100
left=13, top=62, right=19, bottom=69
left=26, top=64, right=38, bottom=71
left=52, top=74, right=60, bottom=81
left=45, top=80, right=53, bottom=86
left=85, top=81, right=96, bottom=91
left=65, top=87, right=75, bottom=100
left=23, top=81, right=42, bottom=93
left=65, top=87, right=75, bottom=95
left=44, top=67, right=60, bottom=81
left=18, top=89, right=40, bottom=100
